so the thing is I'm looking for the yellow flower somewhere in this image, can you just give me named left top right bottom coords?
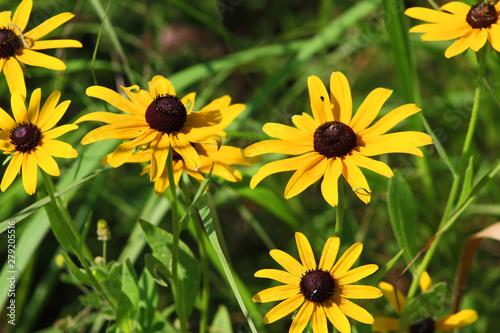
left=0, top=0, right=82, bottom=97
left=405, top=1, right=500, bottom=58
left=76, top=75, right=238, bottom=182
left=253, top=232, right=382, bottom=333
left=373, top=273, right=478, bottom=332
left=244, top=72, right=432, bottom=207
left=0, top=88, right=78, bottom=195
left=103, top=143, right=259, bottom=194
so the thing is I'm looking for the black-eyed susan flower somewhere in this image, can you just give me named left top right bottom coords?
left=0, top=89, right=78, bottom=194
left=0, top=0, right=82, bottom=97
left=103, top=143, right=259, bottom=194
left=253, top=232, right=382, bottom=333
left=76, top=75, right=237, bottom=182
left=405, top=1, right=500, bottom=58
left=244, top=72, right=432, bottom=207
left=373, top=273, right=478, bottom=332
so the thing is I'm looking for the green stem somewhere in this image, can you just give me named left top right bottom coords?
left=165, top=148, right=187, bottom=333
left=41, top=171, right=116, bottom=310
left=407, top=49, right=487, bottom=299
left=335, top=177, right=344, bottom=239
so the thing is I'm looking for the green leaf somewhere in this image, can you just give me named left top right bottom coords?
left=140, top=220, right=200, bottom=318
left=60, top=252, right=93, bottom=286
left=366, top=249, right=405, bottom=285
left=402, top=282, right=448, bottom=325
left=116, top=293, right=135, bottom=333
left=387, top=171, right=418, bottom=270
left=105, top=263, right=123, bottom=301
left=458, top=156, right=474, bottom=207
left=144, top=253, right=171, bottom=287
left=137, top=269, right=159, bottom=331
left=211, top=305, right=233, bottom=333
left=122, top=259, right=140, bottom=310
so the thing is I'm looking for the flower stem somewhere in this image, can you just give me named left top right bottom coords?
left=407, top=49, right=487, bottom=299
left=41, top=171, right=116, bottom=310
left=335, top=177, right=344, bottom=239
left=165, top=147, right=188, bottom=333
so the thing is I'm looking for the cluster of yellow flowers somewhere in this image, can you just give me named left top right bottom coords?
left=0, top=0, right=491, bottom=332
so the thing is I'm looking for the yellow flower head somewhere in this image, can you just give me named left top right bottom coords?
left=0, top=0, right=82, bottom=97
left=0, top=88, right=78, bottom=195
left=405, top=1, right=500, bottom=58
left=100, top=95, right=259, bottom=194
left=253, top=232, right=382, bottom=333
left=77, top=75, right=245, bottom=183
left=373, top=273, right=478, bottom=332
left=245, top=72, right=432, bottom=207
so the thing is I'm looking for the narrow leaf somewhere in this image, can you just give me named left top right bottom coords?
left=60, top=252, right=93, bottom=286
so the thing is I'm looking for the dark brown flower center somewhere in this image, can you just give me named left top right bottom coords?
left=299, top=269, right=336, bottom=303
left=145, top=94, right=187, bottom=134
left=466, top=2, right=498, bottom=29
left=410, top=317, right=435, bottom=333
left=0, top=28, right=21, bottom=59
left=9, top=123, right=42, bottom=153
left=313, top=121, right=357, bottom=158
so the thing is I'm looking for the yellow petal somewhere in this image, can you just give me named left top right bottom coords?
left=244, top=139, right=313, bottom=157
left=22, top=153, right=37, bottom=195
left=12, top=0, right=32, bottom=32
left=38, top=90, right=61, bottom=122
left=148, top=75, right=175, bottom=97
left=0, top=107, right=16, bottom=132
left=263, top=294, right=304, bottom=324
left=333, top=295, right=374, bottom=324
left=295, top=232, right=316, bottom=271
left=30, top=39, right=82, bottom=50
left=312, top=304, right=328, bottom=333
left=43, top=124, right=78, bottom=140
left=324, top=299, right=351, bottom=333
left=331, top=242, right=363, bottom=276
left=330, top=72, right=352, bottom=124
left=200, top=95, right=231, bottom=112
left=4, top=58, right=26, bottom=98
left=292, top=113, right=317, bottom=135
left=269, top=249, right=307, bottom=277
left=307, top=76, right=330, bottom=125
left=341, top=157, right=371, bottom=204
left=348, top=151, right=393, bottom=178
left=372, top=317, right=399, bottom=332
left=440, top=2, right=470, bottom=15
left=419, top=271, right=432, bottom=292
left=318, top=236, right=340, bottom=272
left=249, top=152, right=318, bottom=188
left=108, top=130, right=157, bottom=167
left=33, top=147, right=60, bottom=176
left=254, top=269, right=301, bottom=285
left=207, top=162, right=241, bottom=183
left=16, top=49, right=66, bottom=70
left=171, top=132, right=201, bottom=170
left=487, top=24, right=500, bottom=52
left=289, top=301, right=314, bottom=333
left=75, top=111, right=145, bottom=125
left=320, top=158, right=342, bottom=207
left=204, top=145, right=259, bottom=165
left=284, top=154, right=327, bottom=199
left=359, top=103, right=421, bottom=138
left=27, top=88, right=41, bottom=123
left=444, top=31, right=474, bottom=58
left=262, top=122, right=311, bottom=142
left=0, top=11, right=12, bottom=27
left=86, top=86, right=142, bottom=116
left=80, top=125, right=151, bottom=144
left=357, top=131, right=433, bottom=157
left=181, top=92, right=196, bottom=114
left=416, top=23, right=471, bottom=41
left=38, top=100, right=71, bottom=132
left=11, top=91, right=28, bottom=124
left=185, top=109, right=222, bottom=127
left=337, top=285, right=383, bottom=299
left=42, top=139, right=78, bottom=158
left=1, top=153, right=23, bottom=192
left=150, top=133, right=170, bottom=181
left=404, top=7, right=458, bottom=23
left=468, top=28, right=488, bottom=52
left=434, top=310, right=478, bottom=331
left=24, top=12, right=75, bottom=40
left=336, top=264, right=378, bottom=285
left=121, top=85, right=153, bottom=109
left=215, top=102, right=245, bottom=130
left=350, top=88, right=392, bottom=133
left=378, top=281, right=406, bottom=314
left=252, top=285, right=300, bottom=303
